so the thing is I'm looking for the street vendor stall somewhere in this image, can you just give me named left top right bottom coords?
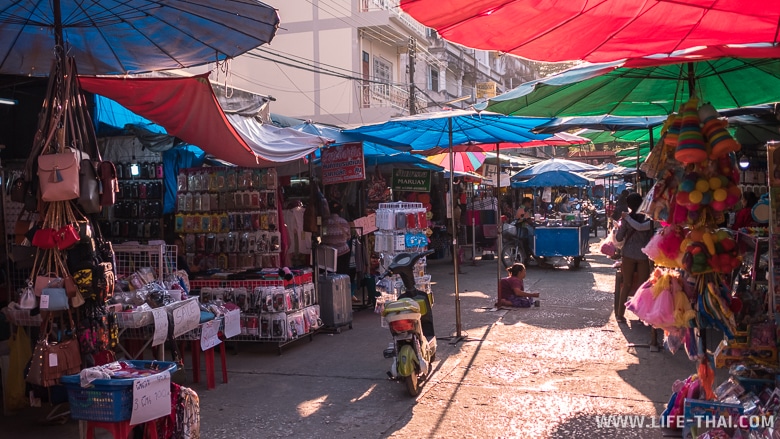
left=507, top=169, right=592, bottom=268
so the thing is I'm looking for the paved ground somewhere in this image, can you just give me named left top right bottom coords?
left=5, top=236, right=725, bottom=438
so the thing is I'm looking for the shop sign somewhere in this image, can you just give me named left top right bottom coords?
left=321, top=142, right=366, bottom=185
left=392, top=168, right=431, bottom=192
left=481, top=164, right=498, bottom=186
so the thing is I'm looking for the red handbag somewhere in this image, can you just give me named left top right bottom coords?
left=32, top=228, right=58, bottom=249
left=56, top=224, right=80, bottom=250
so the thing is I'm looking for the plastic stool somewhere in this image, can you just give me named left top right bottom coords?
left=182, top=338, right=228, bottom=390
left=85, top=420, right=158, bottom=439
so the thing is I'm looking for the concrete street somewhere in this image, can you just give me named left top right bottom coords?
left=8, top=236, right=720, bottom=438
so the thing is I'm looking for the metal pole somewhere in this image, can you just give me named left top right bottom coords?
left=449, top=118, right=462, bottom=339
left=495, top=143, right=501, bottom=305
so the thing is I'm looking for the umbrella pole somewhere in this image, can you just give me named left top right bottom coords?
left=495, top=142, right=501, bottom=307
left=53, top=0, right=64, bottom=49
left=449, top=118, right=463, bottom=341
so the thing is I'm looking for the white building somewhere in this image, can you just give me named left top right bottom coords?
left=193, top=0, right=537, bottom=126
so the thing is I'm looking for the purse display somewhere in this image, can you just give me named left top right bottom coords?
left=55, top=224, right=80, bottom=250
left=10, top=177, right=28, bottom=203
left=26, top=312, right=81, bottom=387
left=41, top=287, right=69, bottom=311
left=18, top=283, right=37, bottom=309
left=32, top=228, right=58, bottom=249
left=38, top=148, right=86, bottom=202
left=78, top=158, right=101, bottom=213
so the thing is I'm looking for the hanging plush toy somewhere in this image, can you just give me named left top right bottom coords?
left=665, top=110, right=683, bottom=148
left=675, top=98, right=708, bottom=164
left=698, top=103, right=741, bottom=160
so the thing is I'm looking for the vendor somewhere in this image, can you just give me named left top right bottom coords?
left=555, top=189, right=571, bottom=213
left=497, top=263, right=540, bottom=308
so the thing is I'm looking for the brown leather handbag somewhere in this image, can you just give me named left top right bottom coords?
left=26, top=311, right=81, bottom=387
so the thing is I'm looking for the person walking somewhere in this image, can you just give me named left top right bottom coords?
left=614, top=193, right=654, bottom=334
left=322, top=200, right=352, bottom=275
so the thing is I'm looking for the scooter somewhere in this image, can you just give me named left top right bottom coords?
left=379, top=250, right=437, bottom=397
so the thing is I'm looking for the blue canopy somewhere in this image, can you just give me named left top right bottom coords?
left=512, top=170, right=592, bottom=188
left=288, top=122, right=442, bottom=171
left=343, top=110, right=552, bottom=150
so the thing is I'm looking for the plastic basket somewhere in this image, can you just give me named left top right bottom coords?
left=62, top=360, right=177, bottom=422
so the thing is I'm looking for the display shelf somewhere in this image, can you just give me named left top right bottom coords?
left=175, top=167, right=281, bottom=271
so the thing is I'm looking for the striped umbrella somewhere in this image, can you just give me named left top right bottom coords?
left=425, top=151, right=487, bottom=173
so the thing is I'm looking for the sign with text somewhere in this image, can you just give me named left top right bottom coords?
left=224, top=310, right=241, bottom=339
left=200, top=319, right=222, bottom=351
left=481, top=164, right=498, bottom=186
left=352, top=213, right=377, bottom=234
left=171, top=299, right=200, bottom=338
left=321, top=142, right=365, bottom=185
left=130, top=371, right=171, bottom=425
left=151, top=308, right=168, bottom=347
left=392, top=169, right=431, bottom=192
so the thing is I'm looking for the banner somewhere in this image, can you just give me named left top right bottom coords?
left=321, top=142, right=366, bottom=185
left=391, top=169, right=431, bottom=192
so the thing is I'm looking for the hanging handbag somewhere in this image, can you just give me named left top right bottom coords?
left=98, top=161, right=118, bottom=206
left=38, top=148, right=86, bottom=202
left=32, top=228, right=58, bottom=249
left=34, top=272, right=60, bottom=297
left=55, top=224, right=80, bottom=250
left=14, top=210, right=34, bottom=245
left=19, top=282, right=38, bottom=309
left=78, top=158, right=101, bottom=213
left=11, top=243, right=37, bottom=270
left=41, top=287, right=69, bottom=311
left=27, top=311, right=82, bottom=387
left=10, top=177, right=28, bottom=203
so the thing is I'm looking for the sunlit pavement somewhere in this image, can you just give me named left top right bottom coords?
left=8, top=237, right=717, bottom=438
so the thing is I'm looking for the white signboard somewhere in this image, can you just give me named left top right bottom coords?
left=200, top=320, right=221, bottom=351
left=151, top=308, right=168, bottom=347
left=171, top=299, right=200, bottom=338
left=224, top=310, right=241, bottom=339
left=130, top=371, right=171, bottom=426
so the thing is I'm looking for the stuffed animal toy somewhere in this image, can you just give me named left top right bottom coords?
left=698, top=103, right=741, bottom=159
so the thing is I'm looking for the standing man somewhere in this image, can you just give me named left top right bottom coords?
left=515, top=197, right=536, bottom=262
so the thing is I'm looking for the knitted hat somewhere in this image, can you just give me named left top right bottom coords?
left=674, top=97, right=707, bottom=164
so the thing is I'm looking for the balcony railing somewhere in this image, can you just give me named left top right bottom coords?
left=359, top=0, right=427, bottom=38
left=360, top=82, right=428, bottom=113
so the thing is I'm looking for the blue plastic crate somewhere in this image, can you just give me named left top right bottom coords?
left=62, top=360, right=177, bottom=422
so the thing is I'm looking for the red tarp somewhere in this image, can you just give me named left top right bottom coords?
left=79, top=74, right=273, bottom=168
left=400, top=0, right=780, bottom=63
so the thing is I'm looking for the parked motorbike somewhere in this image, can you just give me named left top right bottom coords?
left=379, top=250, right=437, bottom=396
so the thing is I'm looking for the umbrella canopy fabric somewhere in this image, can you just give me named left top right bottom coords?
left=534, top=116, right=668, bottom=134
left=513, top=158, right=599, bottom=179
left=289, top=122, right=442, bottom=171
left=480, top=58, right=780, bottom=118
left=511, top=170, right=591, bottom=188
left=342, top=110, right=552, bottom=150
left=0, top=0, right=280, bottom=76
left=426, top=151, right=487, bottom=173
left=399, top=0, right=780, bottom=63
left=80, top=74, right=327, bottom=167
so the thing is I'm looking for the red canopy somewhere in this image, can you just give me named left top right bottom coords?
left=400, top=0, right=780, bottom=63
left=79, top=74, right=273, bottom=168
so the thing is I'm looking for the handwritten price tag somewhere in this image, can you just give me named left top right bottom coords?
left=151, top=308, right=168, bottom=347
left=200, top=320, right=221, bottom=351
left=40, top=295, right=50, bottom=309
left=224, top=310, right=240, bottom=339
left=130, top=371, right=171, bottom=425
left=171, top=299, right=200, bottom=338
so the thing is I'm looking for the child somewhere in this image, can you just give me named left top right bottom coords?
left=497, top=263, right=540, bottom=308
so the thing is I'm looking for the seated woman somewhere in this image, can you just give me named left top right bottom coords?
left=497, top=263, right=540, bottom=308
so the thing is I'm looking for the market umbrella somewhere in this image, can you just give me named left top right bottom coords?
left=0, top=0, right=280, bottom=76
left=399, top=0, right=780, bottom=63
left=513, top=158, right=599, bottom=179
left=413, top=132, right=590, bottom=155
left=426, top=151, right=487, bottom=173
left=480, top=58, right=780, bottom=118
left=344, top=110, right=552, bottom=340
left=511, top=170, right=592, bottom=188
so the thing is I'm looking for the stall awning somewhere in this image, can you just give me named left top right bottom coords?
left=80, top=74, right=324, bottom=167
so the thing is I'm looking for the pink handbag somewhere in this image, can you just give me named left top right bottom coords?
left=38, top=148, right=85, bottom=202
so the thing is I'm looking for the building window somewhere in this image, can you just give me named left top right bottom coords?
left=428, top=66, right=439, bottom=92
left=374, top=57, right=392, bottom=96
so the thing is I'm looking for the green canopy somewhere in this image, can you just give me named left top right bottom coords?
left=482, top=58, right=780, bottom=118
